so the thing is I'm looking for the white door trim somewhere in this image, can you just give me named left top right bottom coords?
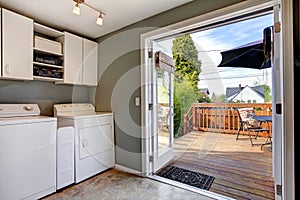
left=141, top=0, right=279, bottom=175
left=141, top=0, right=295, bottom=199
left=281, top=0, right=295, bottom=199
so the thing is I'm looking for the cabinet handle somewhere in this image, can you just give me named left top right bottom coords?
left=5, top=64, right=9, bottom=75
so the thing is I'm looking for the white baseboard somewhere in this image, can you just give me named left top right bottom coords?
left=114, top=164, right=144, bottom=176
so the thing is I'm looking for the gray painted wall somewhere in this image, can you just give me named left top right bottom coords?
left=0, top=79, right=94, bottom=116
left=95, top=0, right=245, bottom=171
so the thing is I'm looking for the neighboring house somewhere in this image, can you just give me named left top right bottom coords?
left=226, top=84, right=265, bottom=103
left=199, top=88, right=210, bottom=95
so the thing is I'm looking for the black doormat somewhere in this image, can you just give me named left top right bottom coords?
left=160, top=166, right=215, bottom=190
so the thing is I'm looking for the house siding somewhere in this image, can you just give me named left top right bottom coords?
left=230, top=86, right=265, bottom=103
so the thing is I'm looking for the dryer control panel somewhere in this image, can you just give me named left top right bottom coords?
left=53, top=103, right=96, bottom=117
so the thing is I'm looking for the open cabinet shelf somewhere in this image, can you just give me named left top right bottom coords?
left=33, top=22, right=64, bottom=81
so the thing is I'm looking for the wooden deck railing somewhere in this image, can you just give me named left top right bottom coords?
left=183, top=103, right=272, bottom=137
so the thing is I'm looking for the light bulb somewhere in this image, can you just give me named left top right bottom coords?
left=96, top=15, right=103, bottom=25
left=73, top=4, right=80, bottom=15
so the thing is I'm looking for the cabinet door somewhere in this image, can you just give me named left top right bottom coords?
left=2, top=9, right=33, bottom=80
left=82, top=39, right=98, bottom=86
left=63, top=32, right=82, bottom=84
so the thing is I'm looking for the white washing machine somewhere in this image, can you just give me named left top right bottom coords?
left=54, top=103, right=115, bottom=183
left=0, top=104, right=57, bottom=200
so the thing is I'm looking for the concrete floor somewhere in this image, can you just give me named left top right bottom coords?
left=42, top=169, right=216, bottom=200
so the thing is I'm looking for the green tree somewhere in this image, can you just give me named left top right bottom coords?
left=211, top=93, right=226, bottom=103
left=173, top=80, right=197, bottom=137
left=217, top=94, right=227, bottom=103
left=172, top=34, right=202, bottom=136
left=262, top=84, right=272, bottom=102
left=253, top=82, right=272, bottom=103
left=198, top=93, right=211, bottom=103
left=172, top=34, right=201, bottom=96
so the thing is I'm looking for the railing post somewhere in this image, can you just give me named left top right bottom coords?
left=183, top=114, right=187, bottom=135
left=192, top=105, right=196, bottom=130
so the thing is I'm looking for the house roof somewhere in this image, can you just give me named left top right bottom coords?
left=226, top=85, right=265, bottom=99
left=199, top=88, right=210, bottom=95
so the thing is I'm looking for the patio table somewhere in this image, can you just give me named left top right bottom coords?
left=253, top=115, right=272, bottom=150
left=253, top=115, right=272, bottom=122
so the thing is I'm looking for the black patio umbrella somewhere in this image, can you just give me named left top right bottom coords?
left=217, top=40, right=271, bottom=70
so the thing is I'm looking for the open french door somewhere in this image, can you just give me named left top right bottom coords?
left=272, top=4, right=283, bottom=200
left=149, top=42, right=175, bottom=173
left=141, top=2, right=285, bottom=198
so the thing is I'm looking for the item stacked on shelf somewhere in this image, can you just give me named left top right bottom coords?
left=34, top=54, right=63, bottom=66
left=33, top=65, right=63, bottom=79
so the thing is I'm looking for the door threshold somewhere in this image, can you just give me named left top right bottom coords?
left=147, top=174, right=235, bottom=200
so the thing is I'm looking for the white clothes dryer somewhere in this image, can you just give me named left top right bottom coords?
left=0, top=104, right=57, bottom=200
left=54, top=103, right=115, bottom=183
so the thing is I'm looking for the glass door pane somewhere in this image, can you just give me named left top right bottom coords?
left=157, top=68, right=172, bottom=156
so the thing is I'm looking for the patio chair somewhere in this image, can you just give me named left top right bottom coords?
left=236, top=107, right=270, bottom=146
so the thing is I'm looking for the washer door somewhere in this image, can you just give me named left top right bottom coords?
left=0, top=121, right=56, bottom=199
left=79, top=124, right=113, bottom=159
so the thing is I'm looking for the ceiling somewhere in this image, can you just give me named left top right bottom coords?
left=0, top=0, right=193, bottom=39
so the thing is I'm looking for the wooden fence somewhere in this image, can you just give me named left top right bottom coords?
left=183, top=103, right=272, bottom=137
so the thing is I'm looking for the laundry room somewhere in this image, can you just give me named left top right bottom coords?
left=0, top=0, right=295, bottom=200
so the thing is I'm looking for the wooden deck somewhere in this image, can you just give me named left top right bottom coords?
left=156, top=131, right=274, bottom=200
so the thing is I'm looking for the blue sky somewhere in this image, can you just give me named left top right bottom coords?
left=193, top=14, right=273, bottom=48
left=192, top=14, right=274, bottom=95
left=156, top=13, right=274, bottom=96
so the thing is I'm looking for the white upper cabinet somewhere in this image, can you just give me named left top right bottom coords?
left=62, top=32, right=83, bottom=85
left=82, top=39, right=98, bottom=86
left=58, top=32, right=98, bottom=86
left=1, top=9, right=33, bottom=80
left=0, top=8, right=97, bottom=85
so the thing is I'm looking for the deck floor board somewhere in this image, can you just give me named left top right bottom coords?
left=156, top=131, right=275, bottom=200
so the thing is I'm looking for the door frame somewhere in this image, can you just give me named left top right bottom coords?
left=281, top=0, right=295, bottom=199
left=141, top=0, right=294, bottom=199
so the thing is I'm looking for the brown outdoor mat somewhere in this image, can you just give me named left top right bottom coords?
left=160, top=166, right=215, bottom=190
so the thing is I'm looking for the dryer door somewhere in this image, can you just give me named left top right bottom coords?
left=79, top=124, right=113, bottom=159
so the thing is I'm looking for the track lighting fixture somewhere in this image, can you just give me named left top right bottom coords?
left=72, top=0, right=106, bottom=26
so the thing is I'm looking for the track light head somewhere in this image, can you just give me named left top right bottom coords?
left=72, top=3, right=80, bottom=15
left=96, top=14, right=103, bottom=25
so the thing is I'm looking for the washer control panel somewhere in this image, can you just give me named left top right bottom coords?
left=0, top=104, right=40, bottom=117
